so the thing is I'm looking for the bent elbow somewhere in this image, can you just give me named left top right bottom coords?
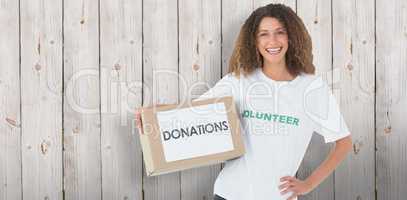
left=336, top=135, right=353, bottom=153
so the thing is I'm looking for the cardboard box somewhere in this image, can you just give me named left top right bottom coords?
left=138, top=96, right=245, bottom=176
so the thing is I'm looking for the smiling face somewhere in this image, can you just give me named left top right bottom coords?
left=256, top=17, right=289, bottom=66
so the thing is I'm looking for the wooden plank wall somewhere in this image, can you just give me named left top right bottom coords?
left=20, top=1, right=63, bottom=200
left=0, top=0, right=21, bottom=199
left=64, top=0, right=101, bottom=199
left=376, top=0, right=407, bottom=199
left=0, top=0, right=406, bottom=200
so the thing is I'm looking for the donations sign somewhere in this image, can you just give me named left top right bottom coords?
left=138, top=96, right=245, bottom=176
left=156, top=102, right=234, bottom=162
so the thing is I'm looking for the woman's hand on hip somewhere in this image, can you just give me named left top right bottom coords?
left=278, top=176, right=313, bottom=200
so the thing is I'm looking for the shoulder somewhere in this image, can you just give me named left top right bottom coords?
left=226, top=69, right=260, bottom=82
left=218, top=72, right=244, bottom=84
left=215, top=71, right=255, bottom=97
left=299, top=73, right=329, bottom=90
left=295, top=73, right=333, bottom=106
left=299, top=73, right=322, bottom=83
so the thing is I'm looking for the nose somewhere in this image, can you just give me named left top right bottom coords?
left=267, top=33, right=278, bottom=44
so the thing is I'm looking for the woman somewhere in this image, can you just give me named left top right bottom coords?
left=136, top=3, right=352, bottom=200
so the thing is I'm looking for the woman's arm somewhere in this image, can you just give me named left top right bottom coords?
left=279, top=135, right=353, bottom=200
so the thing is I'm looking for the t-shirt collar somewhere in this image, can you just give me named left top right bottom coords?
left=255, top=67, right=302, bottom=86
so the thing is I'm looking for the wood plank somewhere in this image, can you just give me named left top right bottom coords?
left=332, top=0, right=375, bottom=199
left=376, top=0, right=407, bottom=199
left=20, top=0, right=63, bottom=199
left=142, top=0, right=180, bottom=199
left=222, top=0, right=253, bottom=76
left=0, top=0, right=22, bottom=199
left=253, top=0, right=296, bottom=12
left=99, top=0, right=143, bottom=199
left=178, top=0, right=222, bottom=199
left=63, top=0, right=101, bottom=199
left=296, top=0, right=334, bottom=199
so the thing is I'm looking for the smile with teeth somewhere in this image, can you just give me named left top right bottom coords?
left=266, top=47, right=282, bottom=55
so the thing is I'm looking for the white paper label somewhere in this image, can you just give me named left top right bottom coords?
left=156, top=102, right=234, bottom=162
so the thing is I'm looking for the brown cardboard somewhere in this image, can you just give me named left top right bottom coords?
left=138, top=96, right=245, bottom=176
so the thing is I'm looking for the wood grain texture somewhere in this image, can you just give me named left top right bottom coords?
left=142, top=0, right=180, bottom=199
left=332, top=0, right=375, bottom=199
left=20, top=0, right=63, bottom=199
left=63, top=0, right=101, bottom=199
left=0, top=0, right=22, bottom=199
left=3, top=0, right=407, bottom=199
left=178, top=0, right=222, bottom=199
left=100, top=0, right=143, bottom=199
left=253, top=0, right=296, bottom=11
left=222, top=0, right=253, bottom=76
left=376, top=0, right=407, bottom=199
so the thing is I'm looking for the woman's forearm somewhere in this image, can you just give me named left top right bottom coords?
left=305, top=136, right=353, bottom=189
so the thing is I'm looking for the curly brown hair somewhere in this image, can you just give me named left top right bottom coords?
left=229, top=3, right=315, bottom=77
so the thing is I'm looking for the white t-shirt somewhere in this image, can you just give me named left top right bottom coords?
left=195, top=67, right=350, bottom=200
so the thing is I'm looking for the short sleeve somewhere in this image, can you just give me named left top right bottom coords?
left=192, top=73, right=239, bottom=102
left=304, top=77, right=350, bottom=143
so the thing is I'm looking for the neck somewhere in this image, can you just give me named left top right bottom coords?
left=262, top=60, right=295, bottom=81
